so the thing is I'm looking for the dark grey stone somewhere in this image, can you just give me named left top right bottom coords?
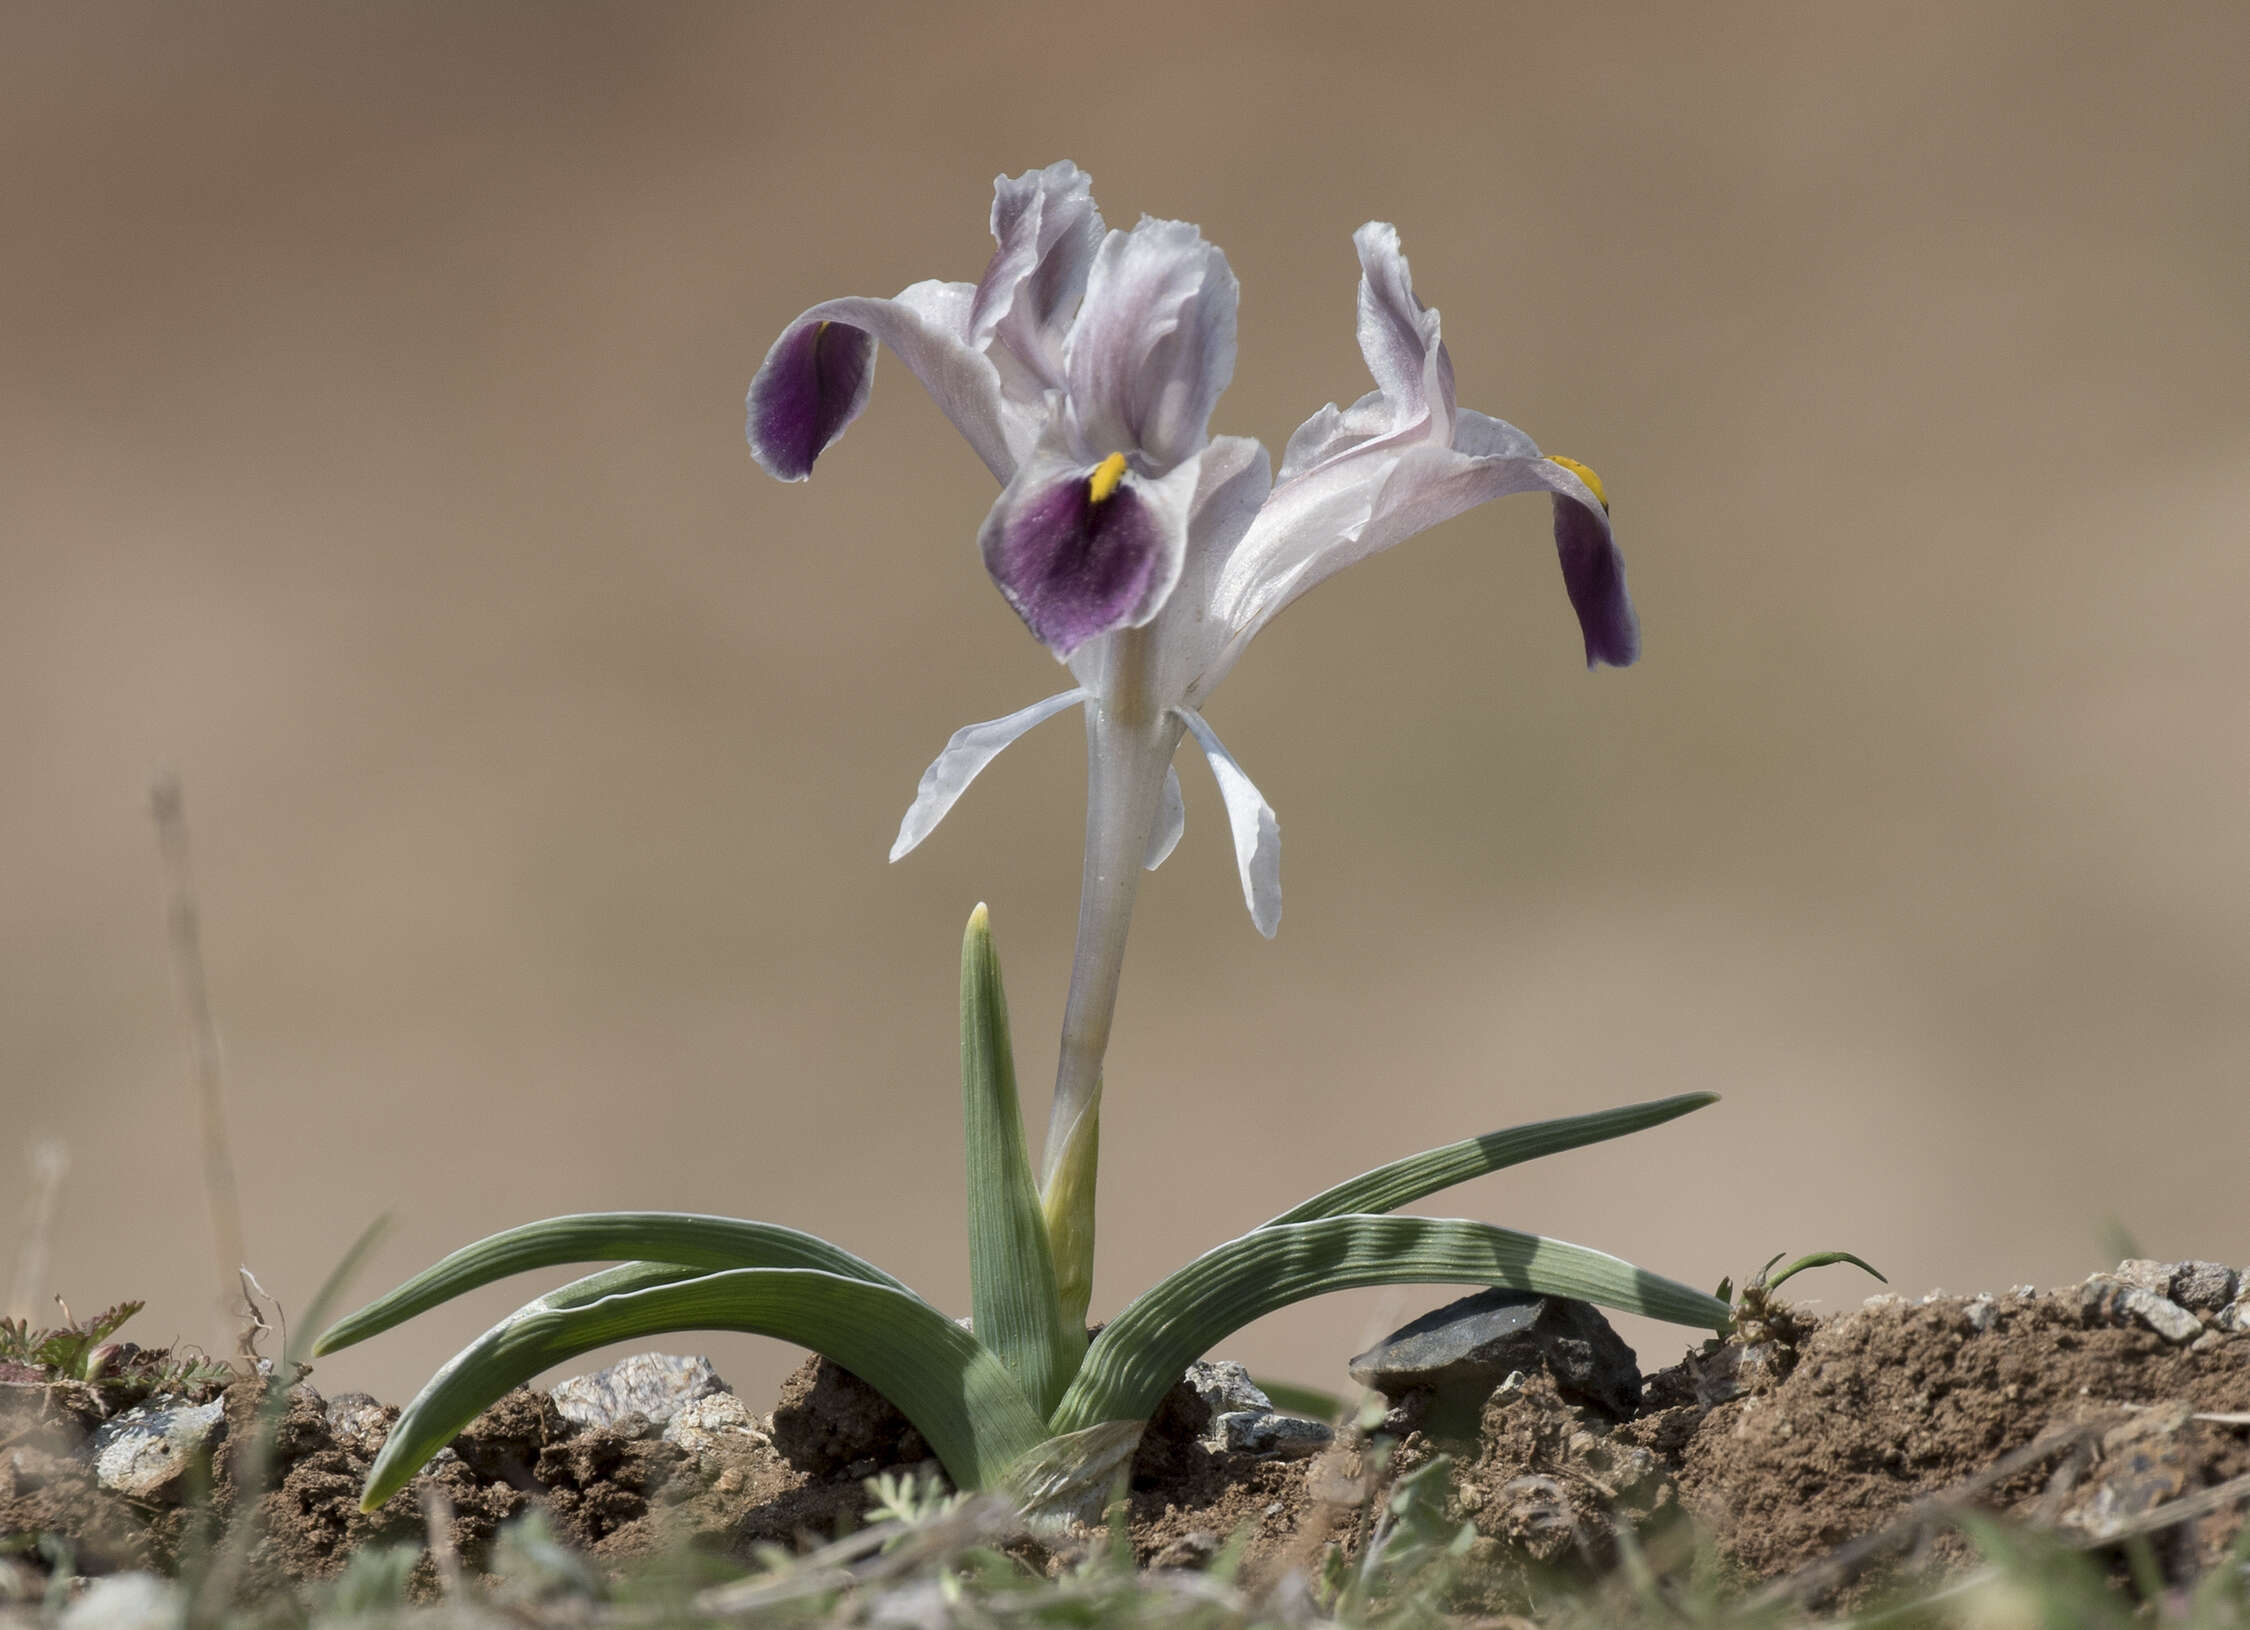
left=1348, top=1290, right=1643, bottom=1421
left=2171, top=1261, right=2239, bottom=1312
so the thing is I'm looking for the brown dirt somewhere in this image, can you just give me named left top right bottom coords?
left=1437, top=1285, right=2250, bottom=1607
left=8, top=1282, right=2249, bottom=1610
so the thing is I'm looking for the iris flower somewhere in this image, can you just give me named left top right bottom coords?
left=748, top=161, right=1638, bottom=1322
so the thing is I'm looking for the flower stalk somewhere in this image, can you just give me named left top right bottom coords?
left=1040, top=630, right=1183, bottom=1324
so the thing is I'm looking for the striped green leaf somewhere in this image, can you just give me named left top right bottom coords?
left=1261, top=1093, right=1717, bottom=1227
left=961, top=907, right=1081, bottom=1415
left=1050, top=1215, right=1731, bottom=1433
left=314, top=1213, right=914, bottom=1357
left=360, top=1265, right=1046, bottom=1509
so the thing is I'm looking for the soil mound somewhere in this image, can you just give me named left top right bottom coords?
left=8, top=1264, right=2249, bottom=1611
left=1440, top=1274, right=2250, bottom=1606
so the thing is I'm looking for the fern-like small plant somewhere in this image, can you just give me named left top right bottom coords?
left=0, top=1300, right=233, bottom=1399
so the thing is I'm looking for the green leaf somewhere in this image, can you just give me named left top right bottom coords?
left=1253, top=1378, right=1347, bottom=1422
left=1261, top=1093, right=1718, bottom=1227
left=291, top=1215, right=391, bottom=1368
left=314, top=1213, right=915, bottom=1356
left=960, top=906, right=1081, bottom=1415
left=361, top=1266, right=1046, bottom=1509
left=1050, top=1215, right=1731, bottom=1433
left=1763, top=1250, right=1886, bottom=1293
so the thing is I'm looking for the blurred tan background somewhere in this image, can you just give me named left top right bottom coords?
left=6, top=1, right=2248, bottom=1410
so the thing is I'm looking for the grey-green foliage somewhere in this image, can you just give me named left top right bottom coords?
left=317, top=906, right=1728, bottom=1512
left=960, top=903, right=1083, bottom=1417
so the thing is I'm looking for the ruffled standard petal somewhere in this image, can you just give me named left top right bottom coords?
left=1144, top=766, right=1185, bottom=871
left=971, top=161, right=1104, bottom=392
left=980, top=439, right=1199, bottom=659
left=890, top=688, right=1090, bottom=861
left=1351, top=222, right=1454, bottom=441
left=1064, top=218, right=1237, bottom=471
left=747, top=283, right=1014, bottom=484
left=1175, top=708, right=1281, bottom=938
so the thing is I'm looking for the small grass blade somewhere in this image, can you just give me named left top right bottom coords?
left=1764, top=1250, right=1886, bottom=1293
left=361, top=1266, right=1046, bottom=1509
left=1261, top=1092, right=1717, bottom=1227
left=1050, top=1214, right=1730, bottom=1433
left=961, top=906, right=1080, bottom=1415
left=314, top=1213, right=917, bottom=1356
left=1254, top=1378, right=1347, bottom=1422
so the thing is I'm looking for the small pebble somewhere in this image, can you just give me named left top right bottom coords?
left=2170, top=1261, right=2239, bottom=1312
left=2113, top=1259, right=2176, bottom=1295
left=662, top=1391, right=769, bottom=1457
left=1212, top=1410, right=1332, bottom=1458
left=1182, top=1360, right=1272, bottom=1419
left=2119, top=1286, right=2203, bottom=1345
left=58, top=1573, right=182, bottom=1630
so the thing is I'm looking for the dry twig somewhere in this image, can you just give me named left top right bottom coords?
left=151, top=774, right=246, bottom=1348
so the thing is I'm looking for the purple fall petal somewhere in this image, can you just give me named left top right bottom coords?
left=983, top=464, right=1175, bottom=658
left=746, top=284, right=1017, bottom=483
left=746, top=318, right=876, bottom=481
left=1552, top=493, right=1640, bottom=668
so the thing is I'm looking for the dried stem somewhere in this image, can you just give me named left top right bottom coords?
left=5, top=1140, right=69, bottom=1324
left=150, top=774, right=246, bottom=1348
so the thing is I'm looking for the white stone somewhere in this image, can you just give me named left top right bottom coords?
left=662, top=1391, right=769, bottom=1456
left=59, top=1573, right=183, bottom=1630
left=92, top=1398, right=224, bottom=1501
left=550, top=1352, right=724, bottom=1435
left=2119, top=1286, right=2202, bottom=1345
left=1211, top=1410, right=1333, bottom=1458
left=2112, top=1259, right=2176, bottom=1294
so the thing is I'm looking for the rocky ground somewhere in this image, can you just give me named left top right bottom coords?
left=5, top=1258, right=2249, bottom=1618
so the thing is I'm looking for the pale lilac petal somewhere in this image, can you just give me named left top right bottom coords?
left=1176, top=707, right=1281, bottom=937
left=1201, top=442, right=1393, bottom=682
left=980, top=436, right=1198, bottom=658
left=1144, top=434, right=1271, bottom=710
left=1451, top=407, right=1540, bottom=461
left=1356, top=445, right=1639, bottom=668
left=1208, top=443, right=1637, bottom=682
left=889, top=688, right=1090, bottom=862
left=1064, top=218, right=1237, bottom=471
left=1264, top=227, right=1453, bottom=492
left=1351, top=222, right=1453, bottom=440
left=747, top=285, right=1013, bottom=484
left=1143, top=766, right=1185, bottom=871
left=970, top=161, right=1104, bottom=391
left=1276, top=390, right=1390, bottom=481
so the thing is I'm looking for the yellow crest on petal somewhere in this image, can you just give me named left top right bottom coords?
left=1547, top=455, right=1609, bottom=513
left=1087, top=452, right=1129, bottom=505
